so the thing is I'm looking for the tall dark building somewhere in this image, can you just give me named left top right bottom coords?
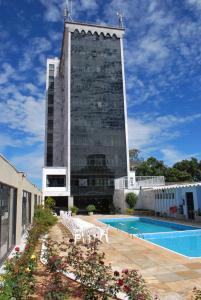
left=43, top=20, right=129, bottom=212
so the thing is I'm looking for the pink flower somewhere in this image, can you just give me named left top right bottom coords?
left=122, top=268, right=129, bottom=274
left=117, top=279, right=124, bottom=286
left=123, top=285, right=131, bottom=292
left=15, top=246, right=20, bottom=252
left=114, top=271, right=120, bottom=276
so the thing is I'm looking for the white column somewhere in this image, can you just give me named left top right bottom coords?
left=120, top=37, right=130, bottom=177
left=67, top=29, right=71, bottom=194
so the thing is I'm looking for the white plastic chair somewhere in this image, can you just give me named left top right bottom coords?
left=100, top=226, right=109, bottom=243
left=85, top=226, right=101, bottom=243
left=71, top=228, right=84, bottom=244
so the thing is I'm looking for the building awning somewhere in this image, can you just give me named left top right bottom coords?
left=153, top=182, right=201, bottom=190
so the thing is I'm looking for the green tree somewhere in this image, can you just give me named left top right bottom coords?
left=173, top=158, right=201, bottom=182
left=45, top=197, right=56, bottom=210
left=129, top=149, right=143, bottom=170
left=165, top=168, right=192, bottom=183
left=126, top=193, right=138, bottom=209
left=136, top=157, right=167, bottom=177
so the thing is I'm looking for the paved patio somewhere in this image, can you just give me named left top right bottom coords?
left=78, top=214, right=201, bottom=299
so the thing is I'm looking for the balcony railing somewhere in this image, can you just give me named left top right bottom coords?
left=115, top=176, right=165, bottom=190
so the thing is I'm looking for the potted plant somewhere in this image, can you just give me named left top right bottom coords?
left=195, top=209, right=201, bottom=222
left=125, top=208, right=134, bottom=215
left=176, top=205, right=186, bottom=220
left=70, top=206, right=78, bottom=216
left=86, top=204, right=96, bottom=216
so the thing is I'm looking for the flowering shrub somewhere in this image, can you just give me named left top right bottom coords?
left=0, top=206, right=57, bottom=299
left=193, top=287, right=201, bottom=300
left=39, top=235, right=152, bottom=300
left=67, top=238, right=120, bottom=299
left=41, top=238, right=69, bottom=300
left=0, top=246, right=37, bottom=300
left=114, top=268, right=152, bottom=300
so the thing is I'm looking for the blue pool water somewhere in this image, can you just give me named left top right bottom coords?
left=99, top=217, right=201, bottom=258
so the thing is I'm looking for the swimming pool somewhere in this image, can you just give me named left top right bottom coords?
left=99, top=217, right=201, bottom=258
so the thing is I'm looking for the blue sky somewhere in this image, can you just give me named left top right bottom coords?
left=0, top=0, right=201, bottom=188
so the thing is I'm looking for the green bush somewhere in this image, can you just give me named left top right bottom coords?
left=0, top=206, right=57, bottom=299
left=34, top=206, right=57, bottom=231
left=125, top=208, right=134, bottom=215
left=126, top=193, right=138, bottom=209
left=45, top=197, right=56, bottom=210
left=70, top=206, right=78, bottom=214
left=86, top=204, right=96, bottom=212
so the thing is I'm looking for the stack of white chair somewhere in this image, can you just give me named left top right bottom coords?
left=60, top=212, right=109, bottom=244
left=60, top=210, right=83, bottom=244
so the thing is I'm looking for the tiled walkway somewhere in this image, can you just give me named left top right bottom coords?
left=79, top=214, right=201, bottom=299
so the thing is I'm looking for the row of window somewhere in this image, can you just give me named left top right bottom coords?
left=46, top=65, right=55, bottom=166
left=155, top=192, right=175, bottom=200
left=72, top=178, right=114, bottom=187
left=71, top=135, right=125, bottom=147
left=71, top=157, right=123, bottom=168
left=0, top=182, right=42, bottom=263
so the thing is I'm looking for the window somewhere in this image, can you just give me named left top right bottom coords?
left=49, top=64, right=55, bottom=71
left=0, top=183, right=17, bottom=263
left=47, top=133, right=53, bottom=143
left=49, top=82, right=54, bottom=90
left=22, top=191, right=31, bottom=233
left=34, top=194, right=37, bottom=208
left=48, top=94, right=54, bottom=105
left=47, top=175, right=66, bottom=187
left=48, top=106, right=54, bottom=116
left=49, top=70, right=54, bottom=76
left=47, top=120, right=53, bottom=130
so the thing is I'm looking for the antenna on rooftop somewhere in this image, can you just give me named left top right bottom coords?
left=64, top=0, right=73, bottom=22
left=117, top=12, right=124, bottom=28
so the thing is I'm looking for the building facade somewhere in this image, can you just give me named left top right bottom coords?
left=114, top=173, right=201, bottom=221
left=43, top=21, right=129, bottom=212
left=0, top=155, right=42, bottom=265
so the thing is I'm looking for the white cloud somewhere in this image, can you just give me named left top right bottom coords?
left=128, top=117, right=160, bottom=149
left=187, top=0, right=201, bottom=9
left=128, top=113, right=201, bottom=151
left=19, top=37, right=51, bottom=72
left=80, top=0, right=98, bottom=10
left=0, top=63, right=15, bottom=85
left=11, top=147, right=44, bottom=182
left=35, top=67, right=46, bottom=86
left=0, top=133, right=21, bottom=151
left=48, top=30, right=62, bottom=41
left=39, top=0, right=63, bottom=22
left=24, top=83, right=39, bottom=95
left=160, top=148, right=197, bottom=165
left=0, top=95, right=45, bottom=142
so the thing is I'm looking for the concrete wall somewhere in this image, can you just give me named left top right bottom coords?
left=138, top=189, right=155, bottom=211
left=154, top=185, right=201, bottom=219
left=0, top=155, right=42, bottom=245
left=113, top=189, right=147, bottom=213
left=197, top=187, right=201, bottom=210
left=113, top=185, right=201, bottom=219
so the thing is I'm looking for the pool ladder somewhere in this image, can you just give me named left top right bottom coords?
left=131, top=227, right=144, bottom=239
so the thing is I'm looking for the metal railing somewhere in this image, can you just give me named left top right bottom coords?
left=115, top=176, right=165, bottom=190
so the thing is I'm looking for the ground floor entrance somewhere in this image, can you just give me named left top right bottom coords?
left=74, top=195, right=113, bottom=214
left=186, top=192, right=194, bottom=220
left=45, top=196, right=69, bottom=215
